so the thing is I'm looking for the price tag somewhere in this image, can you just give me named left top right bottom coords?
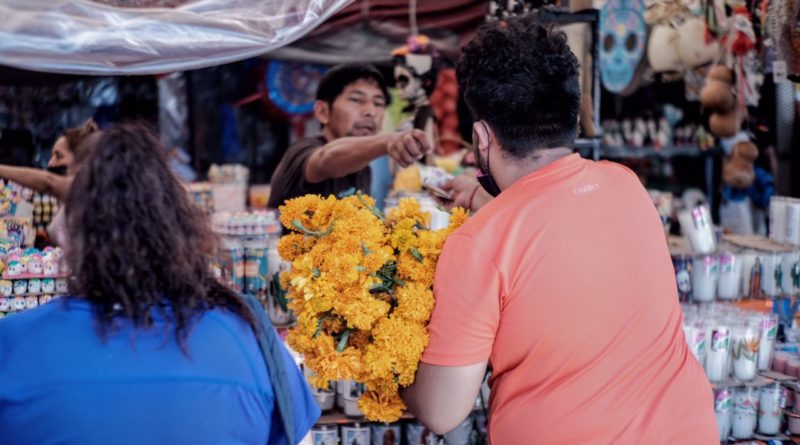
left=773, top=60, right=788, bottom=84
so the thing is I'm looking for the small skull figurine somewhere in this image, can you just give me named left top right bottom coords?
left=25, top=295, right=38, bottom=310
left=42, top=278, right=55, bottom=294
left=56, top=279, right=68, bottom=294
left=39, top=294, right=53, bottom=305
left=0, top=296, right=9, bottom=312
left=27, top=254, right=43, bottom=276
left=28, top=278, right=42, bottom=295
left=5, top=259, right=23, bottom=278
left=0, top=280, right=12, bottom=296
left=14, top=280, right=27, bottom=296
left=43, top=257, right=59, bottom=277
left=13, top=296, right=26, bottom=312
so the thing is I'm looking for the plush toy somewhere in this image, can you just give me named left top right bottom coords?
left=722, top=139, right=760, bottom=189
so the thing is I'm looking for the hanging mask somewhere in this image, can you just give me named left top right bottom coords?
left=600, top=0, right=647, bottom=93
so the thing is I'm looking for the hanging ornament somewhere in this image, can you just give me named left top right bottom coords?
left=265, top=61, right=328, bottom=116
left=600, top=0, right=647, bottom=93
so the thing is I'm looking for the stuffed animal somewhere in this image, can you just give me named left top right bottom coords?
left=723, top=140, right=759, bottom=189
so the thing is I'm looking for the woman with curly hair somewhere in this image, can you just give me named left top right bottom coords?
left=0, top=123, right=320, bottom=445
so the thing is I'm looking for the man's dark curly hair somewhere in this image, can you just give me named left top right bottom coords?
left=457, top=18, right=581, bottom=158
left=65, top=123, right=255, bottom=347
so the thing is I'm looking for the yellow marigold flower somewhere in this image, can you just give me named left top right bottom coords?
left=372, top=317, right=429, bottom=386
left=394, top=282, right=434, bottom=323
left=387, top=197, right=430, bottom=227
left=305, top=335, right=363, bottom=384
left=279, top=195, right=323, bottom=231
left=277, top=233, right=313, bottom=262
left=358, top=389, right=406, bottom=423
left=447, top=207, right=469, bottom=232
left=362, top=344, right=394, bottom=381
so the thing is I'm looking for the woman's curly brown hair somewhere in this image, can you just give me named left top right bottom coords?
left=64, top=123, right=255, bottom=345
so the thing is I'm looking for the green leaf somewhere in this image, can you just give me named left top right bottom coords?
left=270, top=273, right=290, bottom=312
left=355, top=266, right=367, bottom=272
left=357, top=193, right=386, bottom=223
left=291, top=219, right=335, bottom=238
left=312, top=268, right=321, bottom=278
left=362, top=242, right=372, bottom=256
left=410, top=247, right=424, bottom=262
left=336, top=329, right=351, bottom=352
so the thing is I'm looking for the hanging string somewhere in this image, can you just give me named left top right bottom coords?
left=409, top=0, right=419, bottom=36
left=361, top=0, right=370, bottom=19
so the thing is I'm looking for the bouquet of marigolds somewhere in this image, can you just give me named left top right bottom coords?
left=277, top=193, right=467, bottom=422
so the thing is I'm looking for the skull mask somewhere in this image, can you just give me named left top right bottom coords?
left=600, top=0, right=647, bottom=93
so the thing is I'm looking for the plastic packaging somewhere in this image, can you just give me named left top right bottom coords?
left=0, top=0, right=351, bottom=75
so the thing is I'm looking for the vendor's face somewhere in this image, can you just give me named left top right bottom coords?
left=321, top=79, right=386, bottom=139
left=48, top=137, right=74, bottom=171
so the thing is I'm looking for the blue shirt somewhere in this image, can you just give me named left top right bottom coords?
left=0, top=297, right=320, bottom=445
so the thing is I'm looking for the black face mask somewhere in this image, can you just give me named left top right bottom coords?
left=47, top=166, right=68, bottom=176
left=474, top=127, right=502, bottom=197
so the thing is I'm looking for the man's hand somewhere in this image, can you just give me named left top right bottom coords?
left=432, top=175, right=492, bottom=212
left=387, top=129, right=433, bottom=168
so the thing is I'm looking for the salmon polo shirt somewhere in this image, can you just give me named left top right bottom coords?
left=423, top=154, right=718, bottom=444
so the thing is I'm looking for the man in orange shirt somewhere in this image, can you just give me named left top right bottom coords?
left=401, top=18, right=718, bottom=444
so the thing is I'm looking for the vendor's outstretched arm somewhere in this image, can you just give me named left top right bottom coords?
left=401, top=360, right=487, bottom=435
left=0, top=165, right=71, bottom=200
left=305, top=129, right=432, bottom=183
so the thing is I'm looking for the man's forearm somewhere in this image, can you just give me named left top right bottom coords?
left=306, top=134, right=390, bottom=182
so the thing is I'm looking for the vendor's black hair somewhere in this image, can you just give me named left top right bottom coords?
left=457, top=17, right=581, bottom=158
left=316, top=63, right=391, bottom=106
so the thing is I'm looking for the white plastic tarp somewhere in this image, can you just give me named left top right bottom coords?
left=0, top=0, right=353, bottom=75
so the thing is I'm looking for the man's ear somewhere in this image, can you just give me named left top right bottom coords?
left=313, top=100, right=330, bottom=126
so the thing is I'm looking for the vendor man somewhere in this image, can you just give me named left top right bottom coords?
left=268, top=63, right=431, bottom=208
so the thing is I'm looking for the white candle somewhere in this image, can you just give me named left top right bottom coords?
left=731, top=325, right=759, bottom=381
left=706, top=327, right=730, bottom=382
left=761, top=253, right=782, bottom=298
left=732, top=387, right=758, bottom=439
left=715, top=388, right=733, bottom=441
left=693, top=256, right=719, bottom=303
left=740, top=252, right=758, bottom=298
left=758, top=383, right=784, bottom=435
left=718, top=253, right=743, bottom=300
left=757, top=315, right=778, bottom=371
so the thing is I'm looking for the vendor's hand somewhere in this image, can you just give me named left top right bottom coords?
left=388, top=129, right=433, bottom=168
left=432, top=175, right=492, bottom=212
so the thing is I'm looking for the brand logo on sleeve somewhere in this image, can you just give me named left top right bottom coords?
left=573, top=183, right=601, bottom=195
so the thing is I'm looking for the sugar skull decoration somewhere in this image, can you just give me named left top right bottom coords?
left=39, top=294, right=53, bottom=305
left=600, top=0, right=647, bottom=93
left=14, top=280, right=27, bottom=296
left=5, top=258, right=23, bottom=278
left=0, top=280, right=12, bottom=297
left=28, top=254, right=43, bottom=276
left=42, top=278, right=55, bottom=294
left=392, top=35, right=438, bottom=150
left=43, top=257, right=59, bottom=277
left=56, top=279, right=68, bottom=294
left=28, top=278, right=41, bottom=294
left=13, top=296, right=26, bottom=311
left=25, top=295, right=38, bottom=310
left=0, top=296, right=9, bottom=312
